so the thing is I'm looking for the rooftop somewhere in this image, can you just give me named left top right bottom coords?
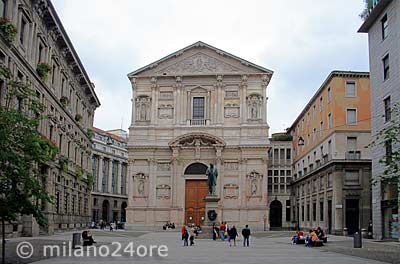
left=288, top=70, right=369, bottom=131
left=359, top=0, right=393, bottom=32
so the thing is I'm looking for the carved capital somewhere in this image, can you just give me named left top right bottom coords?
left=261, top=74, right=271, bottom=88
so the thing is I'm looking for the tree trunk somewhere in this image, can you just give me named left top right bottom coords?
left=2, top=217, right=5, bottom=264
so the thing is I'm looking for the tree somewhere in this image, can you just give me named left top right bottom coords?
left=370, top=102, right=400, bottom=240
left=0, top=66, right=58, bottom=264
left=360, top=0, right=374, bottom=21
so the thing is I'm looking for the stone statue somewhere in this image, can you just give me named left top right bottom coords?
left=206, top=163, right=218, bottom=195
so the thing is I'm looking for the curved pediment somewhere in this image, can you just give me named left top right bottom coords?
left=168, top=133, right=226, bottom=148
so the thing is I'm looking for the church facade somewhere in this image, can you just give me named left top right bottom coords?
left=126, top=42, right=273, bottom=230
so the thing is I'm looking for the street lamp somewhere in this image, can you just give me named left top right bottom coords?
left=298, top=136, right=305, bottom=146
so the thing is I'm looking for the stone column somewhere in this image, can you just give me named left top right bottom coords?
left=215, top=147, right=224, bottom=198
left=148, top=159, right=157, bottom=207
left=186, top=91, right=191, bottom=124
left=151, top=81, right=157, bottom=125
left=127, top=160, right=135, bottom=206
left=240, top=158, right=248, bottom=208
left=241, top=80, right=248, bottom=124
left=171, top=147, right=179, bottom=207
left=108, top=159, right=113, bottom=193
left=173, top=85, right=178, bottom=125
left=333, top=169, right=343, bottom=235
left=117, top=162, right=122, bottom=194
left=97, top=157, right=103, bottom=192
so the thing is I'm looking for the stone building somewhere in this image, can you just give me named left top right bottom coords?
left=91, top=127, right=128, bottom=224
left=0, top=0, right=100, bottom=236
left=288, top=71, right=372, bottom=235
left=359, top=0, right=399, bottom=240
left=267, top=133, right=293, bottom=230
left=126, top=41, right=273, bottom=230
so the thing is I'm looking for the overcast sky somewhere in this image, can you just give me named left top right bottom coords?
left=52, top=0, right=369, bottom=134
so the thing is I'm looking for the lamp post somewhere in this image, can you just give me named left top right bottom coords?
left=298, top=136, right=305, bottom=146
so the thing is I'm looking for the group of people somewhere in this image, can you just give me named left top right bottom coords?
left=91, top=220, right=116, bottom=231
left=181, top=225, right=197, bottom=246
left=212, top=222, right=251, bottom=247
left=292, top=227, right=326, bottom=247
left=162, top=222, right=176, bottom=230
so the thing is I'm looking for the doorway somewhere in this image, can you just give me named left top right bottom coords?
left=345, top=199, right=360, bottom=235
left=102, top=200, right=110, bottom=222
left=185, top=180, right=208, bottom=226
left=269, top=200, right=283, bottom=229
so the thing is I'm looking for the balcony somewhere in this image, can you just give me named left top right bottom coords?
left=188, top=119, right=210, bottom=126
left=345, top=151, right=361, bottom=160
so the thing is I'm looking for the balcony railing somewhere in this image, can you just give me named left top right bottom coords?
left=188, top=119, right=209, bottom=126
left=345, top=151, right=361, bottom=160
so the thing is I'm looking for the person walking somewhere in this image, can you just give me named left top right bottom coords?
left=242, top=225, right=251, bottom=247
left=220, top=222, right=226, bottom=241
left=189, top=229, right=195, bottom=246
left=228, top=225, right=238, bottom=247
left=212, top=223, right=217, bottom=240
left=182, top=229, right=189, bottom=246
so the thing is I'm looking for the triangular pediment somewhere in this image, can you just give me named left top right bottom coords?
left=155, top=52, right=242, bottom=75
left=128, top=41, right=273, bottom=77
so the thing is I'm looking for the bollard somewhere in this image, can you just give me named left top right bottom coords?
left=353, top=232, right=362, bottom=248
left=72, top=232, right=81, bottom=249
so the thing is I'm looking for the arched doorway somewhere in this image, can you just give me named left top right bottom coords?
left=121, top=202, right=127, bottom=222
left=102, top=200, right=110, bottom=222
left=269, top=200, right=283, bottom=230
left=184, top=163, right=209, bottom=226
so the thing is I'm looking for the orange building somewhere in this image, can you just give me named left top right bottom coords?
left=288, top=71, right=372, bottom=235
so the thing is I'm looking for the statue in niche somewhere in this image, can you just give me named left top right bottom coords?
left=206, top=163, right=218, bottom=196
left=247, top=95, right=262, bottom=120
left=250, top=105, right=258, bottom=119
left=136, top=96, right=151, bottom=121
left=251, top=180, right=257, bottom=195
left=140, top=104, right=147, bottom=121
left=138, top=180, right=145, bottom=196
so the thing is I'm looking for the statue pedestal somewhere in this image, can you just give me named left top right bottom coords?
left=204, top=195, right=220, bottom=226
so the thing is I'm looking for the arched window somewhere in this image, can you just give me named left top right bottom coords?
left=184, top=163, right=208, bottom=175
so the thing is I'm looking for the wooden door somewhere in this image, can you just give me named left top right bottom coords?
left=185, top=180, right=208, bottom=226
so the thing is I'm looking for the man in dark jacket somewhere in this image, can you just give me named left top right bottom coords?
left=228, top=225, right=238, bottom=247
left=242, top=225, right=251, bottom=247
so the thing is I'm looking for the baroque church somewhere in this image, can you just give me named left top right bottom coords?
left=126, top=41, right=274, bottom=230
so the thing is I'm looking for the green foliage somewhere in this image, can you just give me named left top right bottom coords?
left=59, top=156, right=69, bottom=172
left=360, top=0, right=377, bottom=20
left=0, top=65, right=58, bottom=227
left=86, top=173, right=94, bottom=190
left=60, top=96, right=69, bottom=108
left=86, top=128, right=94, bottom=139
left=75, top=114, right=82, bottom=122
left=36, top=63, right=51, bottom=82
left=75, top=167, right=84, bottom=180
left=0, top=17, right=17, bottom=45
left=369, top=103, right=400, bottom=191
left=272, top=134, right=293, bottom=141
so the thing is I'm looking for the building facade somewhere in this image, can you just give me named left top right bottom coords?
left=289, top=71, right=372, bottom=235
left=359, top=0, right=400, bottom=240
left=0, top=0, right=100, bottom=237
left=91, top=128, right=128, bottom=225
left=267, top=133, right=293, bottom=230
left=126, top=41, right=273, bottom=230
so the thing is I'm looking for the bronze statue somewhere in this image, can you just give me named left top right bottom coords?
left=206, top=163, right=218, bottom=195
